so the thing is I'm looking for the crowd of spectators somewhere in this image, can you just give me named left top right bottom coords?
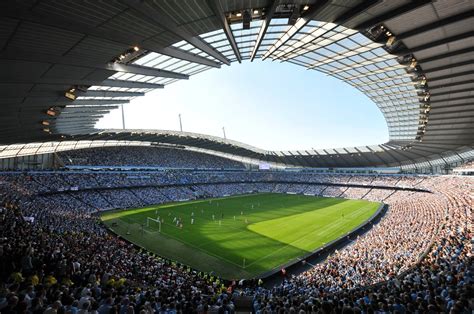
left=58, top=147, right=246, bottom=170
left=321, top=186, right=346, bottom=198
left=363, top=189, right=394, bottom=202
left=340, top=187, right=368, bottom=200
left=0, top=169, right=471, bottom=313
left=249, top=176, right=472, bottom=313
left=0, top=203, right=229, bottom=313
left=1, top=171, right=435, bottom=199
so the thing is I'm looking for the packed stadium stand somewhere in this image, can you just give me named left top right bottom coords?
left=58, top=147, right=246, bottom=169
left=1, top=169, right=472, bottom=312
left=0, top=0, right=473, bottom=313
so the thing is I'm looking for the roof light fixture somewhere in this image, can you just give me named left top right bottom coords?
left=65, top=88, right=76, bottom=101
left=46, top=109, right=57, bottom=117
left=386, top=36, right=396, bottom=46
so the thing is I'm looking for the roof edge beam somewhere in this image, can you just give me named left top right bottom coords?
left=61, top=107, right=118, bottom=113
left=417, top=47, right=474, bottom=64
left=0, top=90, right=144, bottom=99
left=158, top=46, right=220, bottom=68
left=77, top=90, right=145, bottom=97
left=335, top=0, right=382, bottom=25
left=429, top=79, right=474, bottom=89
left=354, top=0, right=431, bottom=30
left=409, top=31, right=474, bottom=54
left=106, top=62, right=188, bottom=80
left=0, top=50, right=188, bottom=79
left=277, top=0, right=382, bottom=61
left=428, top=70, right=474, bottom=82
left=64, top=100, right=130, bottom=106
left=102, top=79, right=163, bottom=89
left=430, top=87, right=474, bottom=97
left=119, top=0, right=231, bottom=65
left=0, top=78, right=164, bottom=89
left=262, top=0, right=331, bottom=60
left=207, top=0, right=242, bottom=63
left=423, top=60, right=474, bottom=73
left=0, top=6, right=220, bottom=68
left=429, top=95, right=474, bottom=103
left=250, top=0, right=279, bottom=62
left=396, top=10, right=474, bottom=40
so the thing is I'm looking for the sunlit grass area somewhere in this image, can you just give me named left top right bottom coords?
left=101, top=193, right=379, bottom=279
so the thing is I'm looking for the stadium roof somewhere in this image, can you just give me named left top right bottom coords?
left=0, top=0, right=473, bottom=168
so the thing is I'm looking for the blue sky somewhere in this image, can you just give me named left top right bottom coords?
left=96, top=60, right=388, bottom=151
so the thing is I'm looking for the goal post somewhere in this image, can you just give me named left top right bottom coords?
left=146, top=217, right=161, bottom=232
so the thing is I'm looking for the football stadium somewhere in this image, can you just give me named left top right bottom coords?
left=0, top=1, right=473, bottom=313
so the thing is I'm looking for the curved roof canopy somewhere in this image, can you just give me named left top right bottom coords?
left=0, top=0, right=473, bottom=168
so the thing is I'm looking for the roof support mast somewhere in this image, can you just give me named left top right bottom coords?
left=118, top=0, right=231, bottom=65
left=250, top=0, right=280, bottom=61
left=207, top=0, right=242, bottom=63
left=262, top=0, right=332, bottom=60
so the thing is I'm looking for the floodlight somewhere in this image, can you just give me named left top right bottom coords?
left=386, top=36, right=395, bottom=46
left=46, top=109, right=57, bottom=116
left=64, top=91, right=76, bottom=101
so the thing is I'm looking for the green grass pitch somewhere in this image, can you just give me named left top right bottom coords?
left=101, top=193, right=380, bottom=279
